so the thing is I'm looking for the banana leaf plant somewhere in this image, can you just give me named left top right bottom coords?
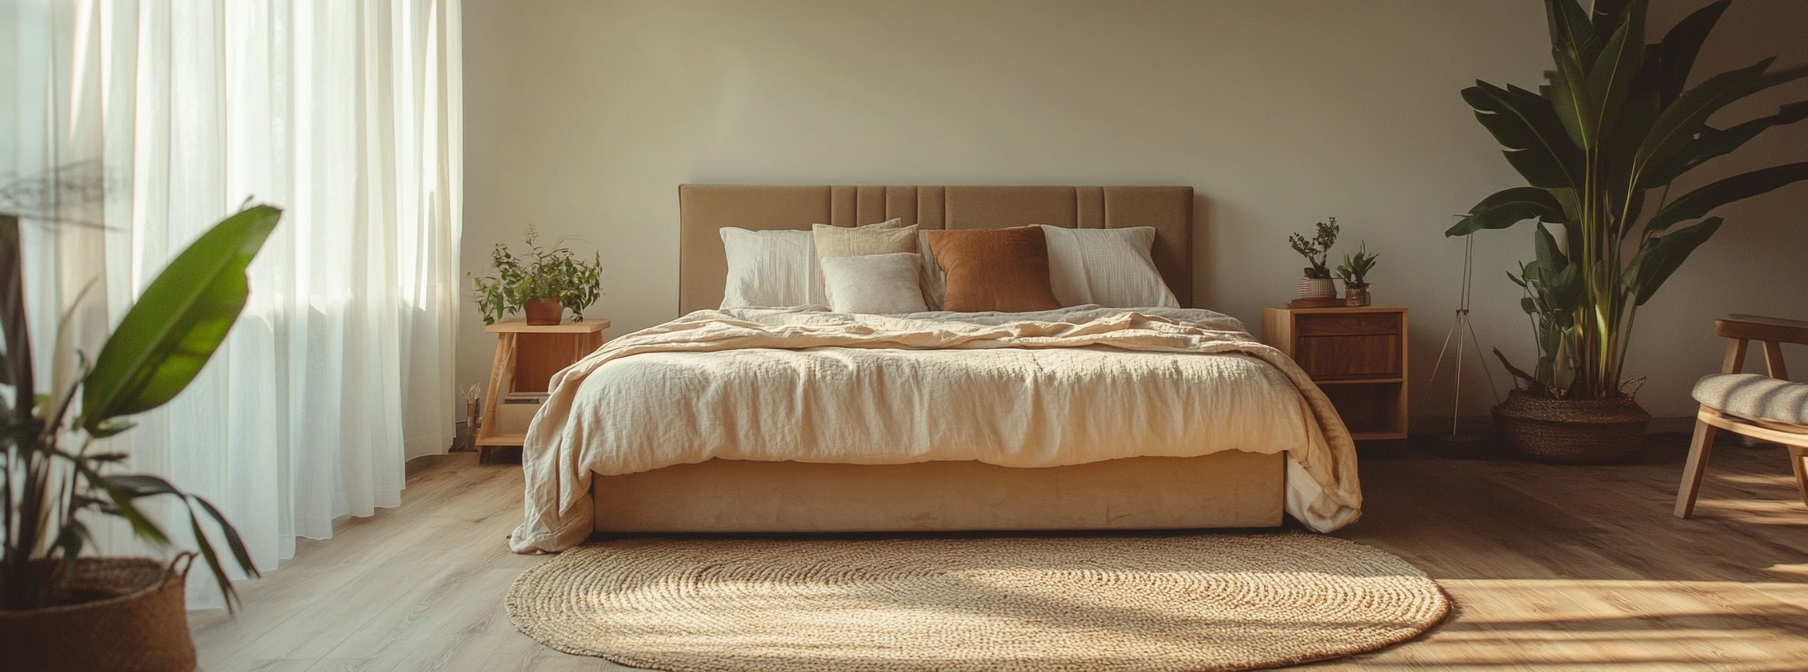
left=1448, top=0, right=1808, bottom=400
left=1, top=205, right=280, bottom=612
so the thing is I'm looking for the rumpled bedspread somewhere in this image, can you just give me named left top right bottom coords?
left=510, top=307, right=1360, bottom=553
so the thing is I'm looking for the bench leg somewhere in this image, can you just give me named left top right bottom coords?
left=1791, top=446, right=1808, bottom=510
left=1675, top=409, right=1718, bottom=519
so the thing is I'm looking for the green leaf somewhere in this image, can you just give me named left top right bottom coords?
left=1589, top=0, right=1628, bottom=41
left=1544, top=0, right=1603, bottom=66
left=1650, top=0, right=1730, bottom=105
left=192, top=495, right=260, bottom=580
left=1633, top=59, right=1807, bottom=185
left=1585, top=0, right=1645, bottom=141
left=79, top=206, right=281, bottom=430
left=1548, top=47, right=1599, bottom=150
left=1628, top=217, right=1722, bottom=305
left=1534, top=223, right=1570, bottom=270
left=87, top=418, right=137, bottom=438
left=186, top=501, right=239, bottom=612
left=1461, top=83, right=1583, bottom=188
left=1639, top=101, right=1808, bottom=188
left=1645, top=162, right=1808, bottom=233
left=106, top=473, right=184, bottom=498
left=96, top=477, right=172, bottom=547
left=1447, top=187, right=1568, bottom=236
left=1545, top=263, right=1583, bottom=316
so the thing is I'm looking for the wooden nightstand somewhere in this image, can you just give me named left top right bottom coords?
left=1261, top=306, right=1408, bottom=441
left=478, top=318, right=610, bottom=463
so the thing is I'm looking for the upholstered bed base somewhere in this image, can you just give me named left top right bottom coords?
left=592, top=452, right=1285, bottom=533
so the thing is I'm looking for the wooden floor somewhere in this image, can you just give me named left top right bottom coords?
left=190, top=434, right=1808, bottom=671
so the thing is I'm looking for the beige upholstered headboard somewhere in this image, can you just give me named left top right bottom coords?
left=678, top=185, right=1194, bottom=314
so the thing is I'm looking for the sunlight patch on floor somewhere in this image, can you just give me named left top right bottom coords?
left=1368, top=578, right=1808, bottom=670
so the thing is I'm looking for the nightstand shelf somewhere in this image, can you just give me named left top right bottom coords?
left=478, top=318, right=609, bottom=463
left=1262, top=305, right=1409, bottom=441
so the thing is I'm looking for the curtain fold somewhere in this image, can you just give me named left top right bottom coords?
left=1, top=0, right=462, bottom=608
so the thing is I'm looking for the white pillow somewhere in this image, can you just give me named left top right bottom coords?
left=820, top=253, right=929, bottom=314
left=1038, top=225, right=1180, bottom=308
left=719, top=219, right=904, bottom=309
left=719, top=228, right=821, bottom=308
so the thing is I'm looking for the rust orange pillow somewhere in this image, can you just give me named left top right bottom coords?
left=926, top=227, right=1062, bottom=313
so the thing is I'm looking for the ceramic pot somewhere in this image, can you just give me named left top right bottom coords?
left=524, top=297, right=564, bottom=325
left=1492, top=389, right=1650, bottom=464
left=1298, top=277, right=1336, bottom=299
left=0, top=557, right=196, bottom=672
left=1345, top=285, right=1372, bottom=307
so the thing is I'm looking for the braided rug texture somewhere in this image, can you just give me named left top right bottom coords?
left=507, top=533, right=1448, bottom=672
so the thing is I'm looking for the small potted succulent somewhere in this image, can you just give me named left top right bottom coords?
left=1288, top=218, right=1339, bottom=299
left=470, top=225, right=602, bottom=325
left=1335, top=242, right=1379, bottom=307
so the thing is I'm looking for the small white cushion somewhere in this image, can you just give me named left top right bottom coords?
left=820, top=253, right=929, bottom=314
left=1039, top=225, right=1179, bottom=308
left=719, top=219, right=905, bottom=309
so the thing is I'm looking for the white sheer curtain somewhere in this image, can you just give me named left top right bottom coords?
left=2, top=0, right=462, bottom=606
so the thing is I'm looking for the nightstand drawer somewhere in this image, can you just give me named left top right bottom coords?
left=1295, top=334, right=1403, bottom=379
left=1296, top=312, right=1402, bottom=337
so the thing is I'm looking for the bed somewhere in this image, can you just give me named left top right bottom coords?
left=508, top=185, right=1361, bottom=554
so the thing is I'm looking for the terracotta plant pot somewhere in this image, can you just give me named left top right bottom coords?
left=1344, top=285, right=1372, bottom=307
left=1298, top=277, right=1336, bottom=299
left=524, top=297, right=564, bottom=325
left=1492, top=389, right=1650, bottom=464
left=0, top=557, right=196, bottom=672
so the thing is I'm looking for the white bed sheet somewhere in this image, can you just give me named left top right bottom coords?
left=510, top=307, right=1361, bottom=553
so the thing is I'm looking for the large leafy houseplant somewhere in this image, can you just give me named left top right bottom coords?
left=1448, top=0, right=1808, bottom=401
left=1, top=205, right=279, bottom=613
left=469, top=225, right=602, bottom=325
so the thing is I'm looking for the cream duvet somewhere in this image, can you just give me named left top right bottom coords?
left=510, top=307, right=1361, bottom=553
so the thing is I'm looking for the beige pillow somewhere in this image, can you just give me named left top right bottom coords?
left=812, top=222, right=917, bottom=259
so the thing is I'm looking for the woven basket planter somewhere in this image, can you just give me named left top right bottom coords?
left=0, top=557, right=196, bottom=672
left=1492, top=389, right=1650, bottom=464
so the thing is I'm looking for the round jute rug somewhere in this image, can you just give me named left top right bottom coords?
left=507, top=533, right=1448, bottom=672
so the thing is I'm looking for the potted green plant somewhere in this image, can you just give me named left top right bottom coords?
left=1, top=207, right=275, bottom=670
left=470, top=226, right=602, bottom=326
left=1288, top=217, right=1340, bottom=300
left=1335, top=242, right=1380, bottom=307
left=1448, top=0, right=1808, bottom=463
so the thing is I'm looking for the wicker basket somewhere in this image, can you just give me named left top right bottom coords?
left=1492, top=389, right=1650, bottom=464
left=0, top=557, right=197, bottom=672
left=1298, top=277, right=1336, bottom=299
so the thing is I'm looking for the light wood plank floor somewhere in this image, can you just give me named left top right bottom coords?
left=190, top=435, right=1808, bottom=671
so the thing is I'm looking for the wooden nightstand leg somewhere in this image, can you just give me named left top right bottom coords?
left=478, top=333, right=518, bottom=465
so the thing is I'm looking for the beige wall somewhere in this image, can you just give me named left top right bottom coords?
left=461, top=0, right=1808, bottom=422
